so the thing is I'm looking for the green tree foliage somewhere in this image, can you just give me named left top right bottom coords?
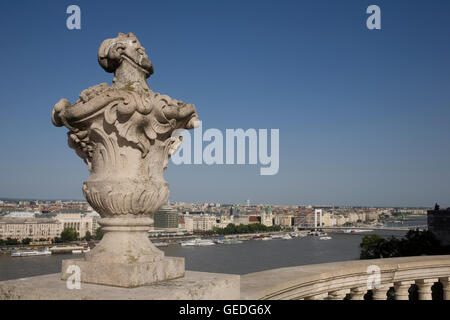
left=391, top=212, right=404, bottom=217
left=400, top=229, right=441, bottom=256
left=5, top=238, right=19, bottom=245
left=212, top=223, right=281, bottom=235
left=53, top=237, right=63, bottom=243
left=84, top=231, right=92, bottom=241
left=94, top=227, right=104, bottom=240
left=360, top=234, right=384, bottom=259
left=360, top=229, right=446, bottom=259
left=60, top=227, right=79, bottom=242
left=21, top=238, right=32, bottom=245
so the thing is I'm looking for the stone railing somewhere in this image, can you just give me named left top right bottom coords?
left=240, top=255, right=450, bottom=300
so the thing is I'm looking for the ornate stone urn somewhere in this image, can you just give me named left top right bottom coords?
left=52, top=33, right=198, bottom=287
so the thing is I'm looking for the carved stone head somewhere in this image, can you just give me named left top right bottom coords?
left=98, top=32, right=154, bottom=77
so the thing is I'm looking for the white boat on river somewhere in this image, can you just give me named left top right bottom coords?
left=215, top=238, right=243, bottom=245
left=270, top=234, right=284, bottom=239
left=308, top=231, right=328, bottom=237
left=343, top=229, right=373, bottom=234
left=11, top=249, right=52, bottom=257
left=181, top=239, right=216, bottom=247
left=153, top=242, right=169, bottom=247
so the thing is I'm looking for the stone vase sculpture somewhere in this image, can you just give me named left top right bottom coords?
left=52, top=32, right=199, bottom=287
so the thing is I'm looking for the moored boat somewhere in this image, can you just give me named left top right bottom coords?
left=308, top=231, right=328, bottom=237
left=181, top=239, right=216, bottom=246
left=11, top=249, right=52, bottom=257
left=153, top=242, right=168, bottom=247
left=270, top=234, right=283, bottom=239
left=221, top=238, right=243, bottom=244
left=344, top=229, right=373, bottom=234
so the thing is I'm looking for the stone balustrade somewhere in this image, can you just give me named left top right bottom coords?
left=2, top=255, right=450, bottom=300
left=240, top=255, right=450, bottom=300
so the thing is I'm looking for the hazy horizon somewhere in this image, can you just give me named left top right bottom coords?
left=0, top=196, right=435, bottom=209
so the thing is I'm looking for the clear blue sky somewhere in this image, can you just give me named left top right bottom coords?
left=0, top=0, right=449, bottom=207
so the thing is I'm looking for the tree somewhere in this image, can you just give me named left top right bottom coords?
left=360, top=229, right=448, bottom=259
left=343, top=222, right=353, bottom=227
left=360, top=234, right=384, bottom=259
left=94, top=227, right=104, bottom=240
left=21, top=238, right=32, bottom=245
left=210, top=223, right=282, bottom=235
left=5, top=238, right=19, bottom=245
left=53, top=237, right=63, bottom=243
left=84, top=231, right=92, bottom=241
left=400, top=229, right=441, bottom=256
left=60, top=227, right=79, bottom=242
left=378, top=236, right=402, bottom=258
left=237, top=224, right=248, bottom=234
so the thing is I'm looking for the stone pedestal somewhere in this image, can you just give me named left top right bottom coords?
left=61, top=217, right=184, bottom=288
left=0, top=271, right=240, bottom=300
left=61, top=257, right=184, bottom=288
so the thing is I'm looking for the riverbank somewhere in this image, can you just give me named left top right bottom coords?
left=0, top=229, right=408, bottom=280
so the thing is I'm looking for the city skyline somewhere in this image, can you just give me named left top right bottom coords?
left=1, top=0, right=450, bottom=207
left=0, top=197, right=435, bottom=209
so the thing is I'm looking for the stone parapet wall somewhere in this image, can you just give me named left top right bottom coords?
left=240, top=255, right=450, bottom=300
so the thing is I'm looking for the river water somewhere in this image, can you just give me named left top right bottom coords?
left=0, top=220, right=426, bottom=281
